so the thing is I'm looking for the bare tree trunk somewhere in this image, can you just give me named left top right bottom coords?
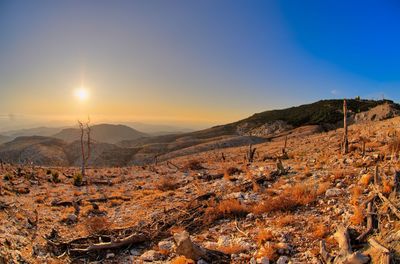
left=283, top=135, right=288, bottom=155
left=362, top=140, right=366, bottom=157
left=78, top=121, right=86, bottom=177
left=78, top=119, right=91, bottom=178
left=342, top=99, right=349, bottom=154
left=246, top=144, right=256, bottom=163
left=85, top=122, right=91, bottom=166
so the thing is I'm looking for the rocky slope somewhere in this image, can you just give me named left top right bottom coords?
left=0, top=115, right=399, bottom=263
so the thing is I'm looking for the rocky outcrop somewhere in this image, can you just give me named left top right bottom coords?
left=354, top=103, right=400, bottom=123
left=237, top=120, right=293, bottom=137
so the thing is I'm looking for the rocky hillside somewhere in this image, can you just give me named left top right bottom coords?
left=53, top=124, right=147, bottom=144
left=0, top=136, right=69, bottom=166
left=0, top=100, right=398, bottom=167
left=0, top=136, right=139, bottom=167
left=0, top=114, right=399, bottom=263
left=118, top=99, right=400, bottom=162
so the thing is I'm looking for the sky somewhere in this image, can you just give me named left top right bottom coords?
left=1, top=0, right=400, bottom=131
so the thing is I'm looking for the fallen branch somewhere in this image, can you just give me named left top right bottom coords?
left=368, top=238, right=390, bottom=264
left=46, top=192, right=212, bottom=258
left=373, top=185, right=400, bottom=219
left=69, top=232, right=148, bottom=254
left=87, top=196, right=131, bottom=203
left=356, top=202, right=373, bottom=241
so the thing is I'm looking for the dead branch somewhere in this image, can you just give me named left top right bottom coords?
left=166, top=160, right=180, bottom=171
left=356, top=202, right=373, bottom=241
left=373, top=185, right=400, bottom=219
left=368, top=238, right=390, bottom=264
left=342, top=99, right=349, bottom=154
left=46, top=192, right=214, bottom=258
left=374, top=165, right=380, bottom=185
left=319, top=240, right=333, bottom=264
left=246, top=144, right=256, bottom=163
left=69, top=232, right=148, bottom=254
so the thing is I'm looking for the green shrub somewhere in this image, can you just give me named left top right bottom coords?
left=73, top=173, right=83, bottom=186
left=52, top=172, right=61, bottom=183
left=3, top=174, right=12, bottom=181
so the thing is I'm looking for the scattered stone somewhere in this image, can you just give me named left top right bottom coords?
left=140, top=250, right=163, bottom=262
left=158, top=240, right=174, bottom=251
left=277, top=256, right=290, bottom=264
left=130, top=248, right=141, bottom=256
left=325, top=188, right=343, bottom=197
left=246, top=213, right=255, bottom=220
left=259, top=256, right=270, bottom=264
left=106, top=253, right=115, bottom=259
left=65, top=214, right=77, bottom=225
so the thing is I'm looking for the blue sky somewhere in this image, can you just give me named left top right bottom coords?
left=0, top=0, right=399, bottom=129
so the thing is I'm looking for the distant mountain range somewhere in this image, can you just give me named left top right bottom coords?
left=0, top=99, right=398, bottom=166
left=1, top=127, right=66, bottom=139
left=53, top=124, right=147, bottom=144
left=0, top=135, right=11, bottom=145
left=0, top=123, right=193, bottom=144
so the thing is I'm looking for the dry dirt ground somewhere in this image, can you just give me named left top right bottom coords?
left=1, top=117, right=399, bottom=264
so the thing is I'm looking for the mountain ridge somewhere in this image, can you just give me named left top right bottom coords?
left=0, top=99, right=399, bottom=166
left=53, top=123, right=147, bottom=144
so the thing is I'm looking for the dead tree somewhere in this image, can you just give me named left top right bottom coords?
left=282, top=135, right=288, bottom=155
left=342, top=99, right=349, bottom=154
left=246, top=144, right=256, bottom=163
left=78, top=119, right=91, bottom=177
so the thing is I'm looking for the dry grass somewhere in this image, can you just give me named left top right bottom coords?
left=257, top=243, right=278, bottom=261
left=252, top=182, right=328, bottom=215
left=275, top=214, right=296, bottom=228
left=171, top=256, right=195, bottom=264
left=311, top=223, right=329, bottom=239
left=204, top=199, right=249, bottom=223
left=332, top=169, right=346, bottom=180
left=367, top=141, right=383, bottom=149
left=256, top=229, right=273, bottom=245
left=304, top=166, right=313, bottom=177
left=350, top=186, right=363, bottom=206
left=382, top=177, right=394, bottom=194
left=156, top=176, right=178, bottom=191
left=215, top=244, right=248, bottom=254
left=224, top=167, right=242, bottom=176
left=387, top=136, right=400, bottom=154
left=359, top=173, right=372, bottom=186
left=350, top=205, right=365, bottom=226
left=85, top=216, right=110, bottom=235
left=183, top=160, right=204, bottom=171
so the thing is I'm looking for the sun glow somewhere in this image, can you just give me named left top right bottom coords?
left=74, top=88, right=89, bottom=101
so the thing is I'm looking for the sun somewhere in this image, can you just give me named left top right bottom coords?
left=74, top=88, right=89, bottom=101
